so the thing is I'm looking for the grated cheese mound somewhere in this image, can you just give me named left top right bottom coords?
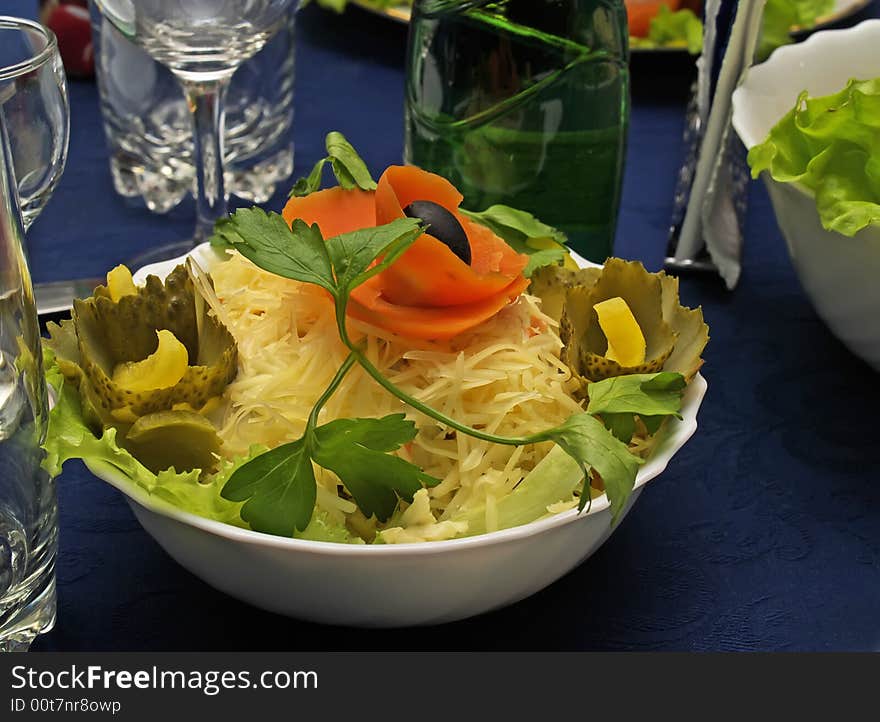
left=210, top=251, right=584, bottom=542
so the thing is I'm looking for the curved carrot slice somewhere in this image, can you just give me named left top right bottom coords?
left=282, top=186, right=375, bottom=239
left=279, top=171, right=529, bottom=341
left=375, top=164, right=463, bottom=217
left=460, top=215, right=531, bottom=278
left=374, top=165, right=527, bottom=307
left=349, top=275, right=530, bottom=340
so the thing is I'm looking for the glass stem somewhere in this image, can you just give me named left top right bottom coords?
left=180, top=75, right=232, bottom=242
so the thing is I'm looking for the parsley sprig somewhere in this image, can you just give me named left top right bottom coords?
left=289, top=131, right=378, bottom=198
left=213, top=208, right=687, bottom=535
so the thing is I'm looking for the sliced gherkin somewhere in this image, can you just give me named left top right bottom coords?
left=70, top=265, right=236, bottom=417
left=124, top=410, right=221, bottom=475
left=44, top=317, right=81, bottom=380
left=44, top=263, right=238, bottom=475
left=658, top=273, right=709, bottom=381
left=529, top=258, right=708, bottom=397
left=560, top=259, right=676, bottom=387
left=529, top=264, right=601, bottom=323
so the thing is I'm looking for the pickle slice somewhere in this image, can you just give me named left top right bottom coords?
left=530, top=258, right=707, bottom=395
left=124, top=410, right=221, bottom=474
left=67, top=265, right=237, bottom=417
left=45, top=263, right=238, bottom=476
left=659, top=273, right=709, bottom=382
left=561, top=259, right=676, bottom=386
left=529, top=265, right=601, bottom=323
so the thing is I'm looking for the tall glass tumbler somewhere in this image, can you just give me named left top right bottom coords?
left=0, top=117, right=57, bottom=652
left=404, top=0, right=630, bottom=263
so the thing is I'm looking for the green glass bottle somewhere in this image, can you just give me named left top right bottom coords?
left=405, top=0, right=630, bottom=263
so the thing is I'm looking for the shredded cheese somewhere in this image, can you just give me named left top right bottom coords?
left=210, top=251, right=584, bottom=542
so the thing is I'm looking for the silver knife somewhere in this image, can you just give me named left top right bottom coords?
left=33, top=277, right=104, bottom=317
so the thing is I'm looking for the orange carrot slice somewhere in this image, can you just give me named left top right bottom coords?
left=349, top=275, right=530, bottom=341
left=279, top=168, right=530, bottom=341
left=282, top=186, right=375, bottom=239
left=374, top=165, right=528, bottom=307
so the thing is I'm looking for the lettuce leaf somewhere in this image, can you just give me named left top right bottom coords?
left=630, top=7, right=703, bottom=54
left=757, top=0, right=835, bottom=61
left=42, top=348, right=358, bottom=542
left=747, top=78, right=880, bottom=236
left=449, top=446, right=585, bottom=537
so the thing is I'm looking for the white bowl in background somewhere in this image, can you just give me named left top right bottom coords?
left=732, top=19, right=880, bottom=371
left=81, top=243, right=707, bottom=628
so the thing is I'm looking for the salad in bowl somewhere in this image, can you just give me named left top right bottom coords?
left=732, top=20, right=880, bottom=371
left=42, top=133, right=708, bottom=624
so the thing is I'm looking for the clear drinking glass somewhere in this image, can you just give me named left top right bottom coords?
left=0, top=110, right=57, bottom=652
left=0, top=16, right=69, bottom=231
left=89, top=1, right=296, bottom=214
left=93, top=0, right=298, bottom=268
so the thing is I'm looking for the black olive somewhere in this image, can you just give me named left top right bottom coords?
left=403, top=200, right=471, bottom=265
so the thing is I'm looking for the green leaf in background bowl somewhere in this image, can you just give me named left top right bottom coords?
left=630, top=6, right=704, bottom=54
left=757, top=0, right=835, bottom=61
left=747, top=77, right=880, bottom=236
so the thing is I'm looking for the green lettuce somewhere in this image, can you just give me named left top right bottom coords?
left=42, top=348, right=357, bottom=543
left=449, top=446, right=585, bottom=537
left=757, top=0, right=834, bottom=61
left=630, top=7, right=703, bottom=54
left=747, top=77, right=880, bottom=236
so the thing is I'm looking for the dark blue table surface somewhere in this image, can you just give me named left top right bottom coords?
left=11, top=0, right=880, bottom=651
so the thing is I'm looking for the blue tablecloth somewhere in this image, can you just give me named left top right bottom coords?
left=12, top=0, right=880, bottom=651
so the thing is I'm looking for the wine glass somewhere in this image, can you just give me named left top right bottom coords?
left=94, top=0, right=298, bottom=268
left=0, top=16, right=69, bottom=231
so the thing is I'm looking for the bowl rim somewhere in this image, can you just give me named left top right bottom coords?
left=84, top=244, right=708, bottom=556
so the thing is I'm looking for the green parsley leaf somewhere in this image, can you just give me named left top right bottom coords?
left=221, top=436, right=318, bottom=535
left=290, top=131, right=378, bottom=197
left=221, top=413, right=439, bottom=534
left=602, top=413, right=638, bottom=444
left=519, top=245, right=569, bottom=276
left=210, top=208, right=336, bottom=294
left=326, top=131, right=377, bottom=190
left=211, top=207, right=425, bottom=304
left=313, top=414, right=440, bottom=521
left=586, top=372, right=685, bottom=419
left=586, top=372, right=685, bottom=445
left=326, top=217, right=424, bottom=293
left=462, top=204, right=567, bottom=244
left=460, top=204, right=570, bottom=276
left=541, top=413, right=644, bottom=522
left=291, top=157, right=328, bottom=197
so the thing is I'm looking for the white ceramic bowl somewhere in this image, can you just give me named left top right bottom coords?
left=83, top=243, right=707, bottom=627
left=732, top=20, right=880, bottom=371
